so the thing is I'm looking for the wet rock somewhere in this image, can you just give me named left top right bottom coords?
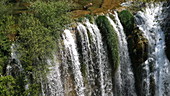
left=118, top=10, right=148, bottom=66
left=128, top=26, right=148, bottom=96
left=128, top=27, right=148, bottom=65
left=118, top=10, right=148, bottom=95
left=135, top=13, right=145, bottom=25
left=128, top=28, right=149, bottom=96
left=162, top=2, right=170, bottom=61
left=118, top=10, right=134, bottom=36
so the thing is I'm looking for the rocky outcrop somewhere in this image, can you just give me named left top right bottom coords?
left=118, top=10, right=148, bottom=66
left=127, top=27, right=148, bottom=65
left=164, top=23, right=170, bottom=61
left=127, top=27, right=148, bottom=95
left=118, top=10, right=135, bottom=36
left=163, top=2, right=170, bottom=61
left=118, top=10, right=148, bottom=95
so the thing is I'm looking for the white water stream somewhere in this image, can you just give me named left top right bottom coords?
left=135, top=3, right=170, bottom=96
left=107, top=12, right=136, bottom=96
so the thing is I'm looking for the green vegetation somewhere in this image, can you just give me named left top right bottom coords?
left=0, top=76, right=16, bottom=96
left=96, top=16, right=119, bottom=73
left=0, top=23, right=11, bottom=75
left=118, top=9, right=149, bottom=95
left=133, top=0, right=168, bottom=2
left=0, top=1, right=16, bottom=94
left=118, top=10, right=134, bottom=36
left=0, top=0, right=73, bottom=95
left=0, top=0, right=168, bottom=95
left=85, top=14, right=94, bottom=23
left=118, top=9, right=148, bottom=66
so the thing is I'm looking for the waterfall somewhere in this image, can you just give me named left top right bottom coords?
left=56, top=15, right=137, bottom=95
left=45, top=55, right=64, bottom=96
left=62, top=29, right=85, bottom=96
left=43, top=3, right=170, bottom=95
left=2, top=1, right=170, bottom=96
left=135, top=2, right=170, bottom=96
left=44, top=12, right=140, bottom=95
left=77, top=20, right=113, bottom=96
left=107, top=12, right=136, bottom=96
left=11, top=44, right=22, bottom=71
left=7, top=44, right=22, bottom=75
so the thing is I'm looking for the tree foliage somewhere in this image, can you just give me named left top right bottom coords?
left=0, top=76, right=16, bottom=96
left=0, top=0, right=73, bottom=95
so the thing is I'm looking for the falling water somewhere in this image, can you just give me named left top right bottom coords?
left=77, top=22, right=98, bottom=95
left=135, top=2, right=170, bottom=96
left=7, top=44, right=22, bottom=75
left=44, top=3, right=170, bottom=95
left=55, top=14, right=138, bottom=95
left=45, top=55, right=64, bottom=96
left=77, top=20, right=113, bottom=96
left=62, top=29, right=85, bottom=96
left=107, top=12, right=136, bottom=96
left=11, top=44, right=22, bottom=70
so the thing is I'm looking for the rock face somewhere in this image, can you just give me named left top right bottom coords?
left=127, top=27, right=148, bottom=95
left=118, top=10, right=148, bottom=95
left=118, top=10, right=148, bottom=66
left=118, top=10, right=134, bottom=36
left=165, top=23, right=170, bottom=61
left=163, top=2, right=170, bottom=61
left=128, top=27, right=148, bottom=65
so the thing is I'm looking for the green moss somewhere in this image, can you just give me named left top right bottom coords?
left=0, top=76, right=16, bottom=96
left=76, top=17, right=85, bottom=22
left=81, top=63, right=87, bottom=78
left=118, top=10, right=149, bottom=65
left=118, top=9, right=149, bottom=95
left=85, top=14, right=94, bottom=23
left=118, top=10, right=134, bottom=36
left=96, top=16, right=119, bottom=72
left=0, top=0, right=74, bottom=95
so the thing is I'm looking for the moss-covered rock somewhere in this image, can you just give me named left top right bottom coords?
left=128, top=27, right=148, bottom=95
left=118, top=10, right=134, bottom=36
left=118, top=10, right=148, bottom=95
left=85, top=14, right=94, bottom=23
left=165, top=29, right=170, bottom=61
left=128, top=27, right=148, bottom=65
left=163, top=2, right=170, bottom=61
left=96, top=16, right=119, bottom=73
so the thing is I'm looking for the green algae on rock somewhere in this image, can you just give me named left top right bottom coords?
left=96, top=16, right=120, bottom=73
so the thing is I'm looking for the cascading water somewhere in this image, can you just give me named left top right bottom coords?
left=44, top=2, right=170, bottom=95
left=135, top=2, right=170, bottom=96
left=62, top=29, right=85, bottom=96
left=85, top=20, right=113, bottom=96
left=45, top=55, right=64, bottom=96
left=7, top=44, right=22, bottom=76
left=52, top=15, right=137, bottom=96
left=3, top=1, right=170, bottom=96
left=107, top=12, right=136, bottom=96
left=77, top=20, right=113, bottom=96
